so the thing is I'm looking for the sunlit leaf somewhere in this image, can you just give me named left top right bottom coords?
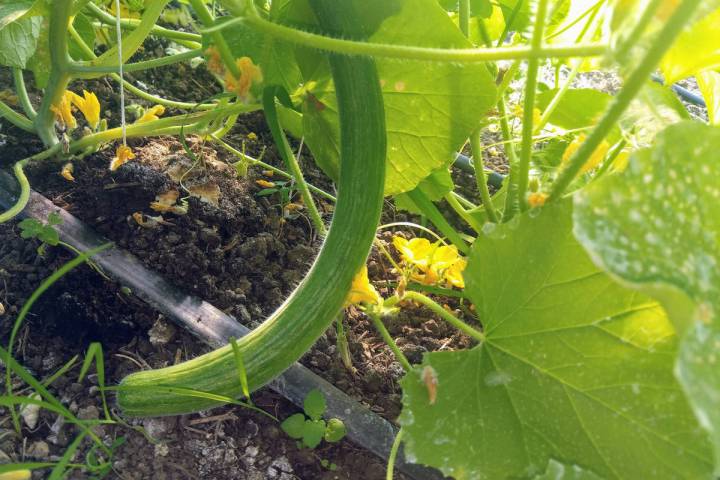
left=660, top=8, right=720, bottom=84
left=301, top=0, right=497, bottom=195
left=534, top=459, right=603, bottom=480
left=400, top=199, right=712, bottom=479
left=697, top=70, right=720, bottom=125
left=574, top=121, right=720, bottom=473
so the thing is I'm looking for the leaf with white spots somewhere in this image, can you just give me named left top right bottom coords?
left=400, top=200, right=712, bottom=480
left=574, top=121, right=720, bottom=473
left=302, top=0, right=497, bottom=195
left=533, top=459, right=603, bottom=480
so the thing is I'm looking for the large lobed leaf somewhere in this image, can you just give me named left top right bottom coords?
left=400, top=199, right=712, bottom=479
left=301, top=0, right=497, bottom=195
left=574, top=121, right=720, bottom=474
left=0, top=1, right=42, bottom=69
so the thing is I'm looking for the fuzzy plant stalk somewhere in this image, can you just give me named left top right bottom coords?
left=116, top=0, right=388, bottom=416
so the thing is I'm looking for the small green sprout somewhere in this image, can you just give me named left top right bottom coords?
left=280, top=389, right=347, bottom=449
left=18, top=212, right=62, bottom=255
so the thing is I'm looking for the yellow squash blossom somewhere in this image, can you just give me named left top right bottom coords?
left=50, top=91, right=77, bottom=130
left=224, top=57, right=263, bottom=101
left=136, top=105, right=165, bottom=123
left=256, top=179, right=275, bottom=189
left=393, top=236, right=467, bottom=289
left=205, top=46, right=224, bottom=75
left=562, top=134, right=610, bottom=174
left=345, top=265, right=381, bottom=307
left=393, top=237, right=436, bottom=270
left=110, top=145, right=135, bottom=171
left=68, top=90, right=101, bottom=129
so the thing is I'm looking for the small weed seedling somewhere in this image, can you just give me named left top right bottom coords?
left=18, top=212, right=62, bottom=256
left=280, top=389, right=346, bottom=450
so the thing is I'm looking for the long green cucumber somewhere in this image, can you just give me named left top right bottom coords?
left=117, top=0, right=387, bottom=416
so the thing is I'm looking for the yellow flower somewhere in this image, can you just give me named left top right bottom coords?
left=60, top=162, right=75, bottom=182
left=393, top=237, right=436, bottom=270
left=0, top=470, right=31, bottom=480
left=68, top=90, right=101, bottom=130
left=136, top=105, right=165, bottom=123
left=345, top=265, right=381, bottom=306
left=393, top=236, right=467, bottom=289
left=561, top=134, right=610, bottom=174
left=444, top=258, right=466, bottom=289
left=528, top=192, right=548, bottom=208
left=110, top=145, right=136, bottom=171
left=50, top=91, right=77, bottom=130
left=256, top=179, right=275, bottom=189
left=224, top=57, right=263, bottom=100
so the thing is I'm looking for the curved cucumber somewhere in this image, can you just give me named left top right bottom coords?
left=117, top=0, right=387, bottom=416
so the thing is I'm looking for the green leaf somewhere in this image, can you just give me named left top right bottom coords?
left=37, top=227, right=59, bottom=246
left=400, top=199, right=712, bottom=479
left=534, top=459, right=603, bottom=480
left=280, top=413, right=306, bottom=440
left=303, top=388, right=326, bottom=420
left=302, top=419, right=326, bottom=449
left=395, top=164, right=454, bottom=214
left=47, top=212, right=62, bottom=226
left=0, top=1, right=34, bottom=29
left=661, top=8, right=720, bottom=84
left=0, top=15, right=41, bottom=68
left=574, top=121, right=720, bottom=473
left=697, top=70, right=720, bottom=126
left=323, top=418, right=346, bottom=443
left=536, top=88, right=615, bottom=135
left=302, top=0, right=497, bottom=195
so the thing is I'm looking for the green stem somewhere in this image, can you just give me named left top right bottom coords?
left=548, top=0, right=703, bottom=201
left=516, top=0, right=549, bottom=213
left=94, top=0, right=171, bottom=66
left=336, top=314, right=355, bottom=372
left=444, top=192, right=483, bottom=234
left=452, top=191, right=477, bottom=210
left=459, top=0, right=471, bottom=38
left=34, top=0, right=73, bottom=147
left=0, top=161, right=30, bottom=224
left=400, top=291, right=484, bottom=342
left=12, top=68, right=36, bottom=119
left=69, top=49, right=203, bottom=77
left=189, top=0, right=240, bottom=78
left=0, top=99, right=34, bottom=132
left=263, top=88, right=326, bottom=235
left=369, top=312, right=411, bottom=372
left=469, top=130, right=498, bottom=222
left=387, top=430, right=404, bottom=480
left=211, top=11, right=607, bottom=63
left=406, top=189, right=470, bottom=255
left=85, top=2, right=202, bottom=45
left=211, top=135, right=336, bottom=201
left=500, top=98, right=519, bottom=221
left=68, top=25, right=223, bottom=110
left=612, top=0, right=664, bottom=64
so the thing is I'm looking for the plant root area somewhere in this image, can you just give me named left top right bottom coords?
left=0, top=63, right=477, bottom=477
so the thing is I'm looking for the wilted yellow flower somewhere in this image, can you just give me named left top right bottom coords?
left=136, top=105, right=165, bottom=123
left=528, top=192, right=548, bottom=208
left=345, top=265, right=381, bottom=306
left=256, top=179, right=275, bottom=188
left=60, top=162, right=75, bottom=182
left=150, top=189, right=187, bottom=215
left=50, top=91, right=77, bottom=130
left=562, top=134, right=610, bottom=174
left=205, top=46, right=224, bottom=75
left=224, top=57, right=263, bottom=100
left=68, top=90, right=101, bottom=129
left=110, top=145, right=135, bottom=171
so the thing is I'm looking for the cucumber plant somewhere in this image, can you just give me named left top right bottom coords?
left=2, top=0, right=720, bottom=478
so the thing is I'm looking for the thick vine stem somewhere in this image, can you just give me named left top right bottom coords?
left=0, top=161, right=31, bottom=224
left=0, top=99, right=35, bottom=133
left=205, top=10, right=607, bottom=63
left=117, top=0, right=387, bottom=416
left=12, top=68, right=36, bottom=119
left=548, top=0, right=704, bottom=201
